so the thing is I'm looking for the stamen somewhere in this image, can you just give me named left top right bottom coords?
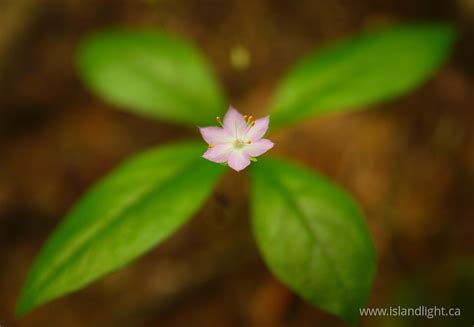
left=208, top=144, right=215, bottom=148
left=216, top=116, right=224, bottom=127
left=250, top=121, right=255, bottom=127
left=245, top=114, right=254, bottom=127
left=247, top=140, right=252, bottom=144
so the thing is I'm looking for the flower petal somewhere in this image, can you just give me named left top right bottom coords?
left=223, top=107, right=247, bottom=139
left=202, top=144, right=233, bottom=163
left=227, top=150, right=251, bottom=172
left=199, top=127, right=232, bottom=144
left=245, top=116, right=269, bottom=141
left=245, top=139, right=274, bottom=157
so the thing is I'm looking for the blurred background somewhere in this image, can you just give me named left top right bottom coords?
left=0, top=0, right=473, bottom=326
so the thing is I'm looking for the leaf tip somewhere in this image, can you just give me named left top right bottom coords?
left=15, top=291, right=33, bottom=318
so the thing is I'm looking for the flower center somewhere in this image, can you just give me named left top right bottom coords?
left=233, top=139, right=246, bottom=149
left=233, top=139, right=252, bottom=149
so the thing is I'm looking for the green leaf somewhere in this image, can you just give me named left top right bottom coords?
left=270, top=23, right=455, bottom=128
left=17, top=141, right=224, bottom=315
left=250, top=158, right=376, bottom=324
left=77, top=29, right=226, bottom=125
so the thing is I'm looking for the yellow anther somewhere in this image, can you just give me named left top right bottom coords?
left=243, top=115, right=248, bottom=121
left=250, top=121, right=255, bottom=127
left=208, top=144, right=215, bottom=148
left=216, top=116, right=224, bottom=127
left=247, top=115, right=253, bottom=122
left=247, top=140, right=252, bottom=144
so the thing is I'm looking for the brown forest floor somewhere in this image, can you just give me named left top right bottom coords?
left=0, top=0, right=473, bottom=326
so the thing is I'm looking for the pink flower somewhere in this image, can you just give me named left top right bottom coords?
left=199, top=107, right=274, bottom=171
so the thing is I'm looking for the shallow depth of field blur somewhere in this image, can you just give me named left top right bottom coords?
left=1, top=0, right=473, bottom=326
